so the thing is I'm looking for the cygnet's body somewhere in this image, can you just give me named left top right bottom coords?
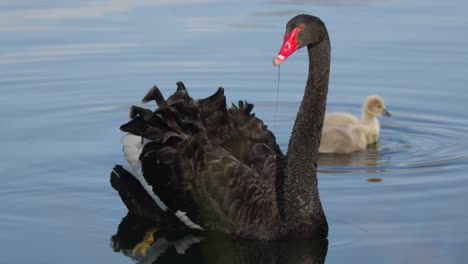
left=319, top=95, right=391, bottom=154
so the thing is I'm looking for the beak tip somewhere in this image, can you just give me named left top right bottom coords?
left=272, top=57, right=282, bottom=66
left=382, top=109, right=392, bottom=117
left=273, top=55, right=286, bottom=66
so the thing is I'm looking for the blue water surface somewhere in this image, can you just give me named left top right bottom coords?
left=1, top=0, right=468, bottom=263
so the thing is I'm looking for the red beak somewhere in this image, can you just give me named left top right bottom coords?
left=273, top=27, right=301, bottom=66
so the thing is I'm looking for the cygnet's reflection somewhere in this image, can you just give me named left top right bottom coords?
left=318, top=143, right=382, bottom=172
left=112, top=213, right=328, bottom=264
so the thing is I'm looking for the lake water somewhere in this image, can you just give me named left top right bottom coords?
left=1, top=0, right=468, bottom=263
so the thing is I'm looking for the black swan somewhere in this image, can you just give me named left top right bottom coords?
left=111, top=14, right=330, bottom=240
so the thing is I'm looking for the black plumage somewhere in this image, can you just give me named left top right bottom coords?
left=111, top=14, right=330, bottom=240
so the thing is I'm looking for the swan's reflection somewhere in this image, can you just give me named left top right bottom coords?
left=112, top=213, right=328, bottom=264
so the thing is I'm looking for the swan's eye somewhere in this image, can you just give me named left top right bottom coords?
left=298, top=24, right=305, bottom=31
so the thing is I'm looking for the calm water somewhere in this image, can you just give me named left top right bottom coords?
left=1, top=0, right=468, bottom=263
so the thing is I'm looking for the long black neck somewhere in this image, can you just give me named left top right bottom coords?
left=282, top=36, right=330, bottom=239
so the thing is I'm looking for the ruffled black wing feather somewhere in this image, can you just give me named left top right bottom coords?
left=112, top=82, right=284, bottom=237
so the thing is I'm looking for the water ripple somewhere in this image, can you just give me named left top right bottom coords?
left=318, top=110, right=468, bottom=174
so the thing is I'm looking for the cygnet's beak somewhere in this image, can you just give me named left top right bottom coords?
left=382, top=108, right=392, bottom=117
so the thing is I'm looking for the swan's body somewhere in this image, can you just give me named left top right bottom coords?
left=319, top=95, right=391, bottom=154
left=324, top=112, right=360, bottom=127
left=111, top=14, right=330, bottom=240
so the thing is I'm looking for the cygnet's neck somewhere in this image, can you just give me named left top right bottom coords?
left=361, top=109, right=380, bottom=141
left=361, top=110, right=379, bottom=126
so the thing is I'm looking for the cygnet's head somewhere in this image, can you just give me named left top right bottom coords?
left=364, top=95, right=391, bottom=117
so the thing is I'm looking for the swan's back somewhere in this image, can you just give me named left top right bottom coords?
left=319, top=111, right=366, bottom=153
left=319, top=126, right=367, bottom=153
left=323, top=112, right=360, bottom=127
left=112, top=82, right=284, bottom=239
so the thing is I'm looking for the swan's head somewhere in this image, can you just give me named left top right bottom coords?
left=364, top=95, right=392, bottom=117
left=273, top=14, right=328, bottom=66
